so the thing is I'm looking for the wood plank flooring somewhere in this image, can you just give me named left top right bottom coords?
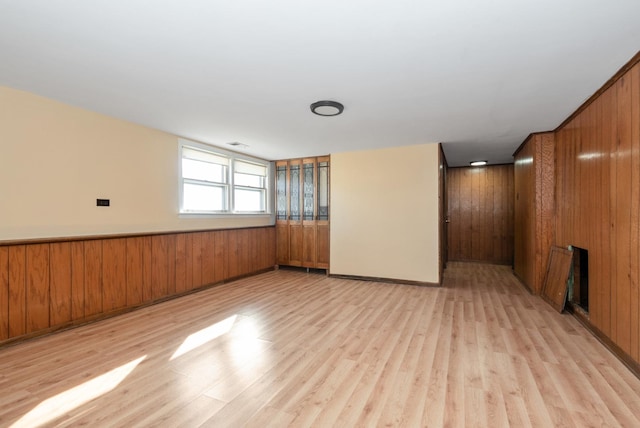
left=1, top=262, right=639, bottom=427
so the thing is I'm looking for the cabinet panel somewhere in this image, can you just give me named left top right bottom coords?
left=276, top=223, right=289, bottom=265
left=302, top=223, right=317, bottom=267
left=289, top=225, right=303, bottom=266
left=317, top=223, right=330, bottom=269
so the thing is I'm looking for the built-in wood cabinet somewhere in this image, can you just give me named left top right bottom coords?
left=276, top=156, right=329, bottom=269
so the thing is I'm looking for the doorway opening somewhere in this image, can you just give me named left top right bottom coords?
left=569, top=246, right=589, bottom=313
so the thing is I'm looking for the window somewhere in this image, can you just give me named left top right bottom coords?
left=234, top=159, right=267, bottom=212
left=179, top=140, right=271, bottom=214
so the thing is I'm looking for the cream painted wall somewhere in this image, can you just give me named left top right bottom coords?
left=0, top=87, right=273, bottom=241
left=330, top=144, right=440, bottom=283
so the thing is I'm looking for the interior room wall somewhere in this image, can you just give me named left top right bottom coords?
left=330, top=143, right=440, bottom=284
left=0, top=87, right=273, bottom=241
left=554, top=58, right=640, bottom=362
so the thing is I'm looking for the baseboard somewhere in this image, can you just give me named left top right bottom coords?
left=329, top=273, right=440, bottom=287
left=566, top=302, right=640, bottom=380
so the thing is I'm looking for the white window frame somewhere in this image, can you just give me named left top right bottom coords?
left=179, top=139, right=272, bottom=217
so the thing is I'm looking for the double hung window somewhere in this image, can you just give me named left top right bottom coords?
left=179, top=140, right=270, bottom=214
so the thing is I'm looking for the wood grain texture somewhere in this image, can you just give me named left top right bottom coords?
left=541, top=246, right=573, bottom=312
left=288, top=225, right=303, bottom=267
left=316, top=223, right=330, bottom=269
left=631, top=63, right=640, bottom=361
left=25, top=244, right=50, bottom=333
left=214, top=230, right=227, bottom=283
left=513, top=132, right=555, bottom=294
left=0, top=227, right=276, bottom=343
left=84, top=240, right=103, bottom=317
left=554, top=60, right=640, bottom=367
left=302, top=224, right=316, bottom=268
left=191, top=233, right=203, bottom=290
left=202, top=232, right=216, bottom=286
left=102, top=239, right=127, bottom=313
left=49, top=242, right=72, bottom=326
left=276, top=223, right=289, bottom=265
left=0, top=263, right=638, bottom=427
left=174, top=233, right=191, bottom=294
left=70, top=241, right=85, bottom=320
left=126, top=237, right=144, bottom=306
left=139, top=237, right=152, bottom=304
left=150, top=235, right=168, bottom=300
left=226, top=230, right=239, bottom=279
left=0, top=247, right=8, bottom=340
left=447, top=165, right=514, bottom=264
left=8, top=246, right=26, bottom=337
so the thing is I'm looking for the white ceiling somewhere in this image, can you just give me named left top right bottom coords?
left=1, top=1, right=639, bottom=166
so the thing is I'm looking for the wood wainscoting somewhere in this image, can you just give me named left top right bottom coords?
left=0, top=226, right=276, bottom=345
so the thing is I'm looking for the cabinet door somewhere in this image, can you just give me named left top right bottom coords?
left=288, top=160, right=303, bottom=265
left=289, top=225, right=303, bottom=266
left=301, top=159, right=317, bottom=267
left=302, top=224, right=317, bottom=267
left=316, top=223, right=330, bottom=269
left=316, top=157, right=330, bottom=268
left=276, top=223, right=289, bottom=265
left=276, top=162, right=288, bottom=221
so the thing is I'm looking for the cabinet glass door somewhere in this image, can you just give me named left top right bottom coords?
left=318, top=161, right=329, bottom=221
left=303, top=162, right=315, bottom=220
left=276, top=164, right=287, bottom=220
left=289, top=164, right=301, bottom=220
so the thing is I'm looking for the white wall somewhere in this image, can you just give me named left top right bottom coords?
left=0, top=87, right=272, bottom=241
left=330, top=143, right=440, bottom=283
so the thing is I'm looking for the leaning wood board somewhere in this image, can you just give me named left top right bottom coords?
left=542, top=246, right=573, bottom=312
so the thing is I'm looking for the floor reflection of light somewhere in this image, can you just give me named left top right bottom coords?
left=229, top=317, right=268, bottom=364
left=11, top=356, right=146, bottom=428
left=170, top=315, right=238, bottom=361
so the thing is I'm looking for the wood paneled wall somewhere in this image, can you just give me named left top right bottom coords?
left=447, top=164, right=514, bottom=265
left=555, top=58, right=640, bottom=362
left=513, top=132, right=555, bottom=294
left=0, top=227, right=276, bottom=344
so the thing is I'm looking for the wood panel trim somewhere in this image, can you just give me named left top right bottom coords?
left=329, top=273, right=440, bottom=287
left=0, top=225, right=276, bottom=247
left=515, top=52, right=640, bottom=210
left=567, top=302, right=640, bottom=380
left=556, top=50, right=640, bottom=131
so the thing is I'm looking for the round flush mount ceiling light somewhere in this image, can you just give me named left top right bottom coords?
left=470, top=160, right=488, bottom=166
left=310, top=100, right=344, bottom=116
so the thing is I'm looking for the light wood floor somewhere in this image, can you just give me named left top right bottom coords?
left=1, top=262, right=640, bottom=427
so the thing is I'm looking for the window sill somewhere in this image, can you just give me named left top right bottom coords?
left=179, top=212, right=272, bottom=219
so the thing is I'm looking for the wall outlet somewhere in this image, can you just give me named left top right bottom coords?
left=96, top=199, right=110, bottom=207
